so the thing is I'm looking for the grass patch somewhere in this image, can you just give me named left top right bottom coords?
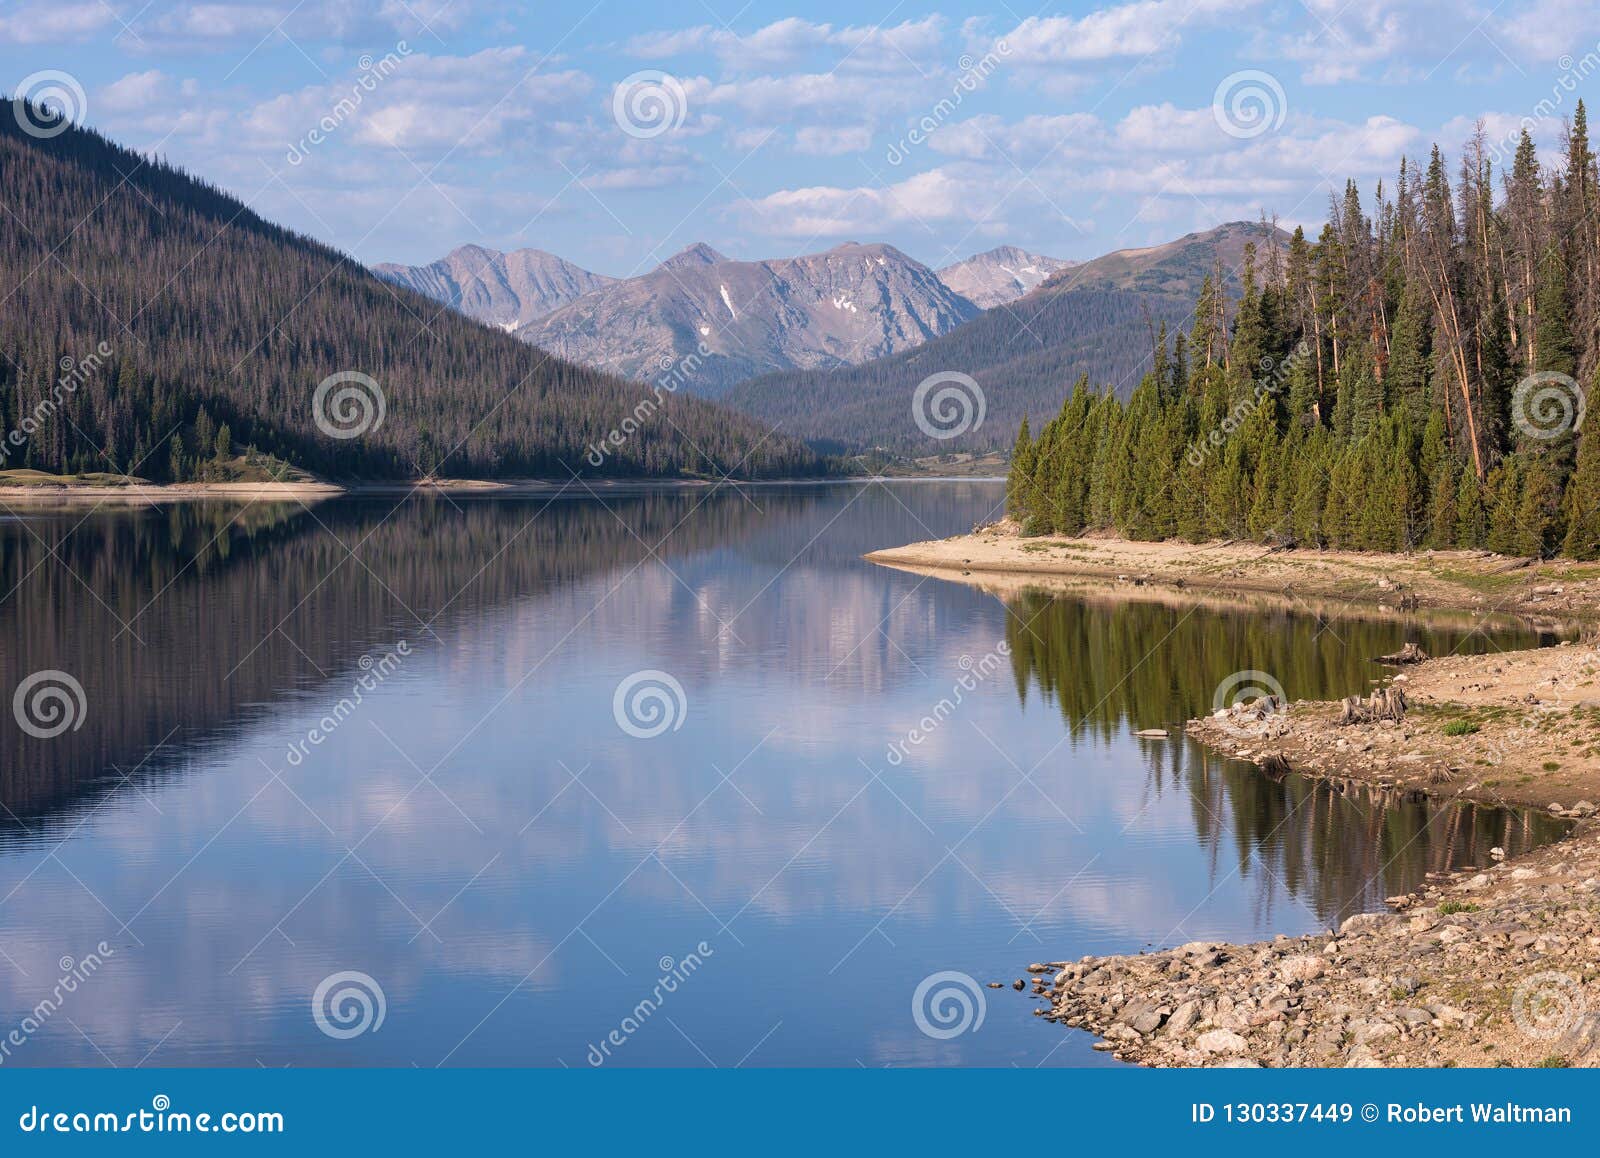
left=1426, top=566, right=1529, bottom=595
left=1443, top=719, right=1481, bottom=736
left=1438, top=901, right=1480, bottom=915
left=1535, top=1056, right=1571, bottom=1068
left=0, top=468, right=147, bottom=488
left=1543, top=761, right=1562, bottom=771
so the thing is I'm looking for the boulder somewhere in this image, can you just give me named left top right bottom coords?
left=1278, top=955, right=1325, bottom=983
left=1555, top=1014, right=1600, bottom=1066
left=1196, top=1029, right=1248, bottom=1054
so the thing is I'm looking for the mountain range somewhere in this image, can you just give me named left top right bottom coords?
left=935, top=246, right=1078, bottom=308
left=373, top=245, right=615, bottom=332
left=374, top=226, right=1270, bottom=432
left=524, top=241, right=986, bottom=396
left=374, top=241, right=1078, bottom=396
left=723, top=221, right=1289, bottom=455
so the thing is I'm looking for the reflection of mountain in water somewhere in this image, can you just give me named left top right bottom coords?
left=0, top=484, right=1000, bottom=827
left=1001, top=589, right=1569, bottom=926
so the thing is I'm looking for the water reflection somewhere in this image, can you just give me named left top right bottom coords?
left=0, top=487, right=992, bottom=829
left=0, top=484, right=1572, bottom=1067
left=1001, top=588, right=1569, bottom=925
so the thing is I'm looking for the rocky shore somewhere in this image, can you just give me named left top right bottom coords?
left=1017, top=643, right=1600, bottom=1068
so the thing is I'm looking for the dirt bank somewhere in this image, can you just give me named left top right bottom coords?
left=866, top=522, right=1600, bottom=622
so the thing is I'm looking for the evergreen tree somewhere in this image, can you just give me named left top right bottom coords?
left=1563, top=369, right=1600, bottom=558
left=1008, top=416, right=1035, bottom=518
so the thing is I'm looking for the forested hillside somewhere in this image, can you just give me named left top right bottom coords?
left=723, top=222, right=1282, bottom=455
left=1009, top=111, right=1600, bottom=560
left=0, top=110, right=820, bottom=481
left=726, top=287, right=1192, bottom=454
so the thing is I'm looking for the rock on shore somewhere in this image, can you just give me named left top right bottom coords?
left=1028, top=833, right=1600, bottom=1066
left=1023, top=642, right=1600, bottom=1067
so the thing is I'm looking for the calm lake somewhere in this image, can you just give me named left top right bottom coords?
left=0, top=481, right=1569, bottom=1066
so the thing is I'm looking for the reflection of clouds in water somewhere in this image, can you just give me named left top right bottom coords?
left=1046, top=874, right=1230, bottom=945
left=0, top=484, right=1560, bottom=1067
left=472, top=561, right=996, bottom=695
left=0, top=844, right=562, bottom=1065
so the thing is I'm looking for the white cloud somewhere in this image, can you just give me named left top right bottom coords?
left=95, top=69, right=226, bottom=145
left=698, top=72, right=917, bottom=120
left=239, top=48, right=592, bottom=158
left=378, top=0, right=470, bottom=36
left=581, top=165, right=695, bottom=190
left=1115, top=103, right=1219, bottom=151
left=123, top=0, right=464, bottom=53
left=1260, top=0, right=1582, bottom=85
left=625, top=16, right=945, bottom=74
left=998, top=0, right=1262, bottom=63
left=737, top=169, right=986, bottom=236
left=927, top=113, right=1104, bottom=162
left=1270, top=0, right=1426, bottom=84
left=0, top=1, right=115, bottom=44
left=100, top=69, right=180, bottom=110
left=153, top=3, right=287, bottom=41
left=737, top=102, right=1447, bottom=246
left=1493, top=0, right=1600, bottom=61
left=793, top=124, right=873, bottom=155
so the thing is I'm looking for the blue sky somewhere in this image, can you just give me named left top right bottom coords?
left=4, top=0, right=1599, bottom=275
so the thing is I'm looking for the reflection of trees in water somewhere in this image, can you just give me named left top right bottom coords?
left=0, top=483, right=1003, bottom=830
left=0, top=492, right=779, bottom=825
left=1001, top=590, right=1553, bottom=738
left=1003, top=591, right=1568, bottom=927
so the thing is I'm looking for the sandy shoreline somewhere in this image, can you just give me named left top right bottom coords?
left=866, top=527, right=1600, bottom=1067
left=0, top=474, right=994, bottom=505
left=866, top=524, right=1600, bottom=623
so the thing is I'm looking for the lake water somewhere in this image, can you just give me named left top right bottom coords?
left=0, top=482, right=1569, bottom=1067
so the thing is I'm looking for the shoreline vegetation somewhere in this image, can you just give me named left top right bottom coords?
left=0, top=468, right=1002, bottom=503
left=1003, top=115, right=1600, bottom=566
left=868, top=524, right=1600, bottom=1067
